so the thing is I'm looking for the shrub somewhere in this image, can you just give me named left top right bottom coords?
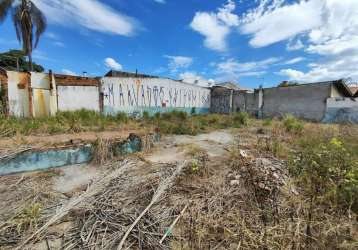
left=263, top=118, right=272, bottom=126
left=283, top=114, right=304, bottom=134
left=154, top=112, right=161, bottom=121
left=142, top=111, right=150, bottom=120
left=115, top=112, right=128, bottom=123
left=290, top=137, right=358, bottom=212
left=11, top=203, right=43, bottom=233
left=233, top=112, right=250, bottom=127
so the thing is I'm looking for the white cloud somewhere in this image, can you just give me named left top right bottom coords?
left=307, top=36, right=358, bottom=56
left=190, top=0, right=238, bottom=51
left=179, top=71, right=214, bottom=87
left=104, top=58, right=123, bottom=71
left=32, top=0, right=137, bottom=36
left=278, top=54, right=358, bottom=82
left=240, top=0, right=358, bottom=81
left=283, top=57, right=305, bottom=65
left=214, top=57, right=280, bottom=81
left=53, top=41, right=65, bottom=47
left=217, top=0, right=240, bottom=27
left=165, top=55, right=193, bottom=72
left=45, top=32, right=59, bottom=40
left=44, top=32, right=66, bottom=48
left=154, top=0, right=166, bottom=3
left=278, top=69, right=305, bottom=80
left=62, top=69, right=76, bottom=75
left=240, top=0, right=323, bottom=48
left=286, top=39, right=304, bottom=51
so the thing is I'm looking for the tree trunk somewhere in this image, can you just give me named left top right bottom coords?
left=28, top=53, right=32, bottom=72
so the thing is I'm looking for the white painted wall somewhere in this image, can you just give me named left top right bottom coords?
left=32, top=89, right=51, bottom=117
left=324, top=97, right=358, bottom=123
left=31, top=72, right=50, bottom=89
left=327, top=97, right=358, bottom=108
left=49, top=74, right=58, bottom=116
left=101, top=77, right=211, bottom=115
left=57, top=85, right=100, bottom=112
left=30, top=72, right=58, bottom=117
left=7, top=71, right=30, bottom=117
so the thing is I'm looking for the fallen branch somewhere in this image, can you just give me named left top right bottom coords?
left=117, top=160, right=187, bottom=250
left=15, top=160, right=135, bottom=250
left=159, top=204, right=188, bottom=244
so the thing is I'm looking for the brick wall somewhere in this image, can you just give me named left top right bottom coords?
left=54, top=74, right=100, bottom=86
left=0, top=71, right=8, bottom=115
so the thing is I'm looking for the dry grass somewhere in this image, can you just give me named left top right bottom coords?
left=0, top=118, right=357, bottom=249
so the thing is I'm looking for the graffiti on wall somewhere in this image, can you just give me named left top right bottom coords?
left=211, top=95, right=231, bottom=114
left=102, top=78, right=210, bottom=115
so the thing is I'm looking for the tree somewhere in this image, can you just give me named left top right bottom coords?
left=0, top=49, right=44, bottom=72
left=277, top=80, right=299, bottom=87
left=0, top=0, right=46, bottom=71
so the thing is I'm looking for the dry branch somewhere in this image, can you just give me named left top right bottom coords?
left=15, top=160, right=136, bottom=250
left=117, top=160, right=187, bottom=250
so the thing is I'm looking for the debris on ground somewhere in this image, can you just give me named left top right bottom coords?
left=0, top=127, right=357, bottom=249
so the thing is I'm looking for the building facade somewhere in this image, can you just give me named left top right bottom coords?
left=0, top=70, right=210, bottom=117
left=211, top=80, right=357, bottom=123
left=101, top=77, right=211, bottom=116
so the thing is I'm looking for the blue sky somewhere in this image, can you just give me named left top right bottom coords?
left=0, top=0, right=357, bottom=88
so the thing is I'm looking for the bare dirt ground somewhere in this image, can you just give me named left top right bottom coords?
left=0, top=125, right=356, bottom=249
left=0, top=129, right=238, bottom=249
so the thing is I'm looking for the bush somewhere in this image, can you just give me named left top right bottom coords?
left=115, top=112, right=128, bottom=123
left=142, top=111, right=150, bottom=120
left=233, top=112, right=250, bottom=127
left=263, top=118, right=272, bottom=126
left=283, top=114, right=304, bottom=134
left=290, top=137, right=358, bottom=212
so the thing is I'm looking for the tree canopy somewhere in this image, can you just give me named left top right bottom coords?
left=277, top=81, right=300, bottom=87
left=0, top=0, right=46, bottom=71
left=0, top=49, right=44, bottom=72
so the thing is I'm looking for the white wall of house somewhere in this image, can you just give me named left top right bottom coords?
left=7, top=71, right=30, bottom=117
left=57, top=85, right=100, bottom=112
left=30, top=72, right=57, bottom=117
left=101, top=77, right=211, bottom=115
left=323, top=97, right=358, bottom=123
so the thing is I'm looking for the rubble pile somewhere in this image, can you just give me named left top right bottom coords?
left=229, top=149, right=288, bottom=202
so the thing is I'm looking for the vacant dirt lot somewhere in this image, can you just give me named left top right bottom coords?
left=0, top=115, right=357, bottom=249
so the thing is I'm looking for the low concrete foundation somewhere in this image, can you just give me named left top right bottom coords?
left=0, top=133, right=159, bottom=175
left=0, top=145, right=93, bottom=175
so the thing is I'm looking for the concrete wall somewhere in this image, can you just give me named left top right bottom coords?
left=57, top=85, right=100, bottom=112
left=0, top=72, right=8, bottom=115
left=5, top=71, right=57, bottom=118
left=211, top=87, right=232, bottom=114
left=101, top=77, right=210, bottom=116
left=30, top=72, right=58, bottom=117
left=7, top=71, right=30, bottom=117
left=261, top=83, right=333, bottom=121
left=232, top=90, right=260, bottom=116
left=323, top=97, right=358, bottom=123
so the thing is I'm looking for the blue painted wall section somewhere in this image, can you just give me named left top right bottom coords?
left=104, top=106, right=210, bottom=117
left=0, top=133, right=160, bottom=175
left=0, top=145, right=93, bottom=175
left=322, top=107, right=358, bottom=124
left=114, top=133, right=142, bottom=155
